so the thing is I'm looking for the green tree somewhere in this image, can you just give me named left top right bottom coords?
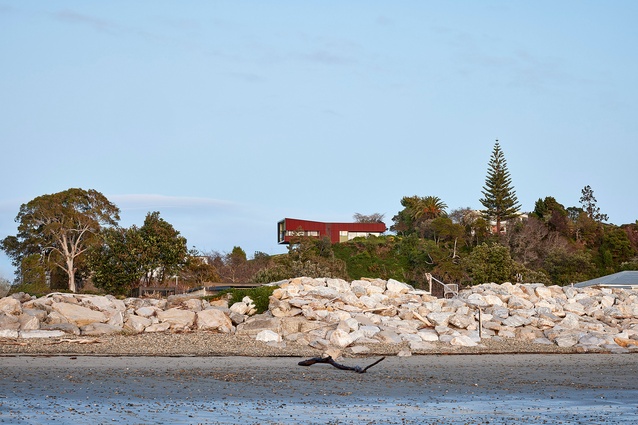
left=479, top=140, right=521, bottom=234
left=139, top=212, right=188, bottom=285
left=449, top=207, right=490, bottom=247
left=531, top=196, right=571, bottom=236
left=464, top=243, right=515, bottom=284
left=573, top=210, right=602, bottom=247
left=19, top=253, right=48, bottom=289
left=542, top=247, right=595, bottom=285
left=88, top=226, right=146, bottom=295
left=414, top=196, right=448, bottom=220
left=622, top=222, right=638, bottom=255
left=598, top=228, right=635, bottom=272
left=566, top=206, right=583, bottom=223
left=580, top=185, right=608, bottom=223
left=1, top=188, right=120, bottom=292
left=224, top=246, right=248, bottom=283
left=428, top=216, right=465, bottom=263
left=391, top=195, right=447, bottom=237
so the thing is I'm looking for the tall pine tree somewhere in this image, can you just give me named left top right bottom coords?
left=579, top=185, right=608, bottom=223
left=480, top=140, right=521, bottom=233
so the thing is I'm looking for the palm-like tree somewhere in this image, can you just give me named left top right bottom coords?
left=414, top=196, right=448, bottom=220
left=391, top=195, right=448, bottom=236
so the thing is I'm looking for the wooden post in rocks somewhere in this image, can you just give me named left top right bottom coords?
left=478, top=307, right=483, bottom=339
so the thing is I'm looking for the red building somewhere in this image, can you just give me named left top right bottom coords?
left=277, top=218, right=387, bottom=245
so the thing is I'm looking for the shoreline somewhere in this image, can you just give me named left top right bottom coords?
left=0, top=332, right=618, bottom=358
left=4, top=354, right=638, bottom=401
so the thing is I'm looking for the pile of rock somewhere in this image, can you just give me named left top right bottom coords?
left=237, top=277, right=638, bottom=354
left=0, top=292, right=236, bottom=339
left=1, top=277, right=638, bottom=355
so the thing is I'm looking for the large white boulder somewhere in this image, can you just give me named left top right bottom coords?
left=329, top=329, right=354, bottom=348
left=20, top=330, right=65, bottom=339
left=81, top=295, right=121, bottom=312
left=326, top=278, right=351, bottom=293
left=0, top=329, right=19, bottom=338
left=255, top=329, right=281, bottom=343
left=386, top=279, right=413, bottom=294
left=144, top=322, right=171, bottom=333
left=157, top=308, right=196, bottom=330
left=450, top=335, right=478, bottom=347
left=125, top=315, right=152, bottom=333
left=426, top=312, right=453, bottom=327
left=51, top=302, right=107, bottom=327
left=196, top=309, right=233, bottom=333
left=0, top=297, right=22, bottom=315
left=80, top=323, right=122, bottom=336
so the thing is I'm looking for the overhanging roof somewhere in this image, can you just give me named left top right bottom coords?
left=574, top=271, right=638, bottom=289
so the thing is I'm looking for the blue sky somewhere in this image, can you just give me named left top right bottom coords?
left=1, top=1, right=637, bottom=279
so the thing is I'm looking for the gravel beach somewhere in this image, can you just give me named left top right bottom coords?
left=0, top=332, right=592, bottom=358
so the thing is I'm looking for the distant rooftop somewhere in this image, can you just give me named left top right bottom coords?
left=574, top=271, right=638, bottom=289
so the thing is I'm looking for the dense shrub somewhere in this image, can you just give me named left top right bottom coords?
left=216, top=285, right=279, bottom=314
left=464, top=243, right=515, bottom=285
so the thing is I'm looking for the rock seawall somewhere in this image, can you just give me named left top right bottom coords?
left=1, top=277, right=638, bottom=355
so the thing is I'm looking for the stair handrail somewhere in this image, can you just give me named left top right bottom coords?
left=425, top=273, right=459, bottom=298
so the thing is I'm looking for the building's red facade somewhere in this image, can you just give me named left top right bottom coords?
left=277, top=218, right=387, bottom=244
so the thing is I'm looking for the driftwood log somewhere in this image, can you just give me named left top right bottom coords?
left=298, top=355, right=385, bottom=373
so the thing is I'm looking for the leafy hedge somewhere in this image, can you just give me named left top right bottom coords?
left=215, top=285, right=279, bottom=314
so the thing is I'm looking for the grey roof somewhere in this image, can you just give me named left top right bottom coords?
left=574, top=271, right=638, bottom=288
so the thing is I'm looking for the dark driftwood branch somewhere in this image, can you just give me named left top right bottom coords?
left=298, top=355, right=385, bottom=373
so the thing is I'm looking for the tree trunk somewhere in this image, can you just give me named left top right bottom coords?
left=66, top=257, right=76, bottom=293
left=452, top=238, right=458, bottom=261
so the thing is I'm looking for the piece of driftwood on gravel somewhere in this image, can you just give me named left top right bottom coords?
left=45, top=338, right=104, bottom=345
left=0, top=339, right=27, bottom=346
left=298, top=355, right=385, bottom=373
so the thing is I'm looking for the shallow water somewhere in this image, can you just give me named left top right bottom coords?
left=3, top=391, right=637, bottom=424
left=2, top=355, right=638, bottom=424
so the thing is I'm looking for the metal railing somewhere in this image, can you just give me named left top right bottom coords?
left=425, top=273, right=487, bottom=339
left=425, top=273, right=459, bottom=298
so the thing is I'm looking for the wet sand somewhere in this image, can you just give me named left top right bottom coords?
left=2, top=354, right=638, bottom=424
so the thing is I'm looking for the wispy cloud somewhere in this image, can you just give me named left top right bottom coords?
left=53, top=8, right=168, bottom=46
left=226, top=72, right=265, bottom=83
left=375, top=15, right=394, bottom=27
left=158, top=17, right=202, bottom=32
left=442, top=28, right=575, bottom=92
left=300, top=49, right=356, bottom=66
left=50, top=8, right=233, bottom=61
left=110, top=194, right=237, bottom=211
left=54, top=9, right=118, bottom=33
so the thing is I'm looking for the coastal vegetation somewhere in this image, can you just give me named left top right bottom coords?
left=213, top=285, right=279, bottom=314
left=2, top=142, right=637, bottom=296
